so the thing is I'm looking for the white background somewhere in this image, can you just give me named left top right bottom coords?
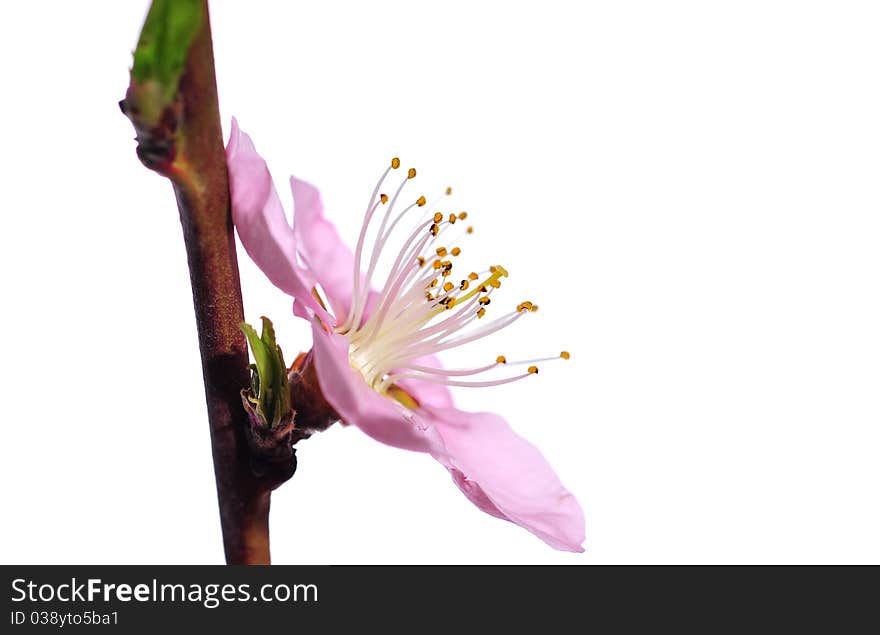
left=1, top=1, right=878, bottom=564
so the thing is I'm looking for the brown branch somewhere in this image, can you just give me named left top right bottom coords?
left=170, top=4, right=269, bottom=565
left=121, top=1, right=293, bottom=564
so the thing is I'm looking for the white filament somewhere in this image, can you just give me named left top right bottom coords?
left=329, top=163, right=555, bottom=396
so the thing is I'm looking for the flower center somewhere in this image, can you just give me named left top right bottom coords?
left=328, top=158, right=568, bottom=397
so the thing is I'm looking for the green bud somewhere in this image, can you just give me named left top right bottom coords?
left=131, top=0, right=203, bottom=104
left=240, top=317, right=291, bottom=429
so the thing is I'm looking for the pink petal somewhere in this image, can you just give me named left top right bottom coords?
left=309, top=320, right=444, bottom=453
left=290, top=177, right=380, bottom=326
left=425, top=406, right=585, bottom=552
left=292, top=298, right=312, bottom=320
left=226, top=119, right=330, bottom=323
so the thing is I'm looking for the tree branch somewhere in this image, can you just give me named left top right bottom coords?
left=121, top=0, right=291, bottom=564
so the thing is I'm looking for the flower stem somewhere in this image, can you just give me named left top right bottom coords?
left=122, top=1, right=281, bottom=564
left=171, top=5, right=272, bottom=565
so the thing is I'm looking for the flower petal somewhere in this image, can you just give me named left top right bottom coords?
left=226, top=119, right=330, bottom=323
left=425, top=406, right=585, bottom=552
left=290, top=177, right=380, bottom=326
left=310, top=320, right=444, bottom=453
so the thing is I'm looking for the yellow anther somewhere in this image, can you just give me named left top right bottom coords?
left=432, top=265, right=508, bottom=319
left=429, top=278, right=438, bottom=287
left=433, top=212, right=443, bottom=223
left=451, top=247, right=461, bottom=256
left=443, top=281, right=454, bottom=292
left=430, top=224, right=439, bottom=237
left=444, top=297, right=457, bottom=309
left=477, top=307, right=486, bottom=319
left=466, top=226, right=474, bottom=234
left=528, top=365, right=539, bottom=374
left=460, top=280, right=470, bottom=291
left=380, top=193, right=388, bottom=204
left=489, top=265, right=497, bottom=273
left=407, top=168, right=417, bottom=179
left=391, top=157, right=401, bottom=169
left=458, top=212, right=468, bottom=220
left=432, top=260, right=441, bottom=270
left=530, top=305, right=539, bottom=312
left=436, top=247, right=448, bottom=257
left=489, top=279, right=501, bottom=289
left=426, top=292, right=435, bottom=301
left=417, top=256, right=425, bottom=267
left=446, top=187, right=452, bottom=195
left=496, top=355, right=507, bottom=364
left=417, top=196, right=427, bottom=207
left=517, top=301, right=534, bottom=312
left=449, top=213, right=457, bottom=224
left=560, top=351, right=571, bottom=359
left=478, top=297, right=491, bottom=306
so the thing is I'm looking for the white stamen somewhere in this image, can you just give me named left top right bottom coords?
left=504, top=355, right=565, bottom=366
left=400, top=362, right=499, bottom=376
left=329, top=165, right=559, bottom=399
left=345, top=166, right=392, bottom=332
left=377, top=371, right=533, bottom=392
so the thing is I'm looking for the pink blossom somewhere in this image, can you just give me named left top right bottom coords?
left=227, top=118, right=585, bottom=552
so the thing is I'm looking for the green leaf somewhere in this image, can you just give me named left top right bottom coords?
left=131, top=0, right=203, bottom=102
left=240, top=317, right=291, bottom=428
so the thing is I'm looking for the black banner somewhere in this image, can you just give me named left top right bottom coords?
left=1, top=565, right=875, bottom=631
